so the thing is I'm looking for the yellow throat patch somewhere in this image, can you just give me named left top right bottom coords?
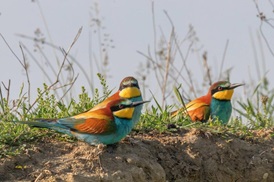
left=119, top=87, right=141, bottom=98
left=114, top=108, right=134, bottom=119
left=213, top=89, right=234, bottom=100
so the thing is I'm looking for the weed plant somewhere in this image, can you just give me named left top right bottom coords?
left=0, top=74, right=110, bottom=158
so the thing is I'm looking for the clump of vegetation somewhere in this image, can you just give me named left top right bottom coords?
left=0, top=1, right=273, bottom=158
left=0, top=73, right=110, bottom=158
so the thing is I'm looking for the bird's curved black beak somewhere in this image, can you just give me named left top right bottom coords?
left=111, top=100, right=150, bottom=112
left=131, top=100, right=150, bottom=107
left=229, top=83, right=245, bottom=89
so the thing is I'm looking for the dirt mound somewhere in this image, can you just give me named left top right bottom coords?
left=0, top=128, right=273, bottom=182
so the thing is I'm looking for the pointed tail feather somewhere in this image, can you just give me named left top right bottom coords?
left=14, top=119, right=59, bottom=128
left=170, top=108, right=186, bottom=117
left=13, top=119, right=73, bottom=136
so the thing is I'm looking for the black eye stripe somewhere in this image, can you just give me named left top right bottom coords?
left=110, top=103, right=133, bottom=112
left=211, top=85, right=229, bottom=95
left=111, top=104, right=124, bottom=112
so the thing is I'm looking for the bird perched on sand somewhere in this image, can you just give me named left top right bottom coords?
left=171, top=81, right=244, bottom=124
left=14, top=76, right=148, bottom=145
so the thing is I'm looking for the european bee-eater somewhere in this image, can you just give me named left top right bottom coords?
left=14, top=76, right=147, bottom=145
left=172, top=81, right=244, bottom=124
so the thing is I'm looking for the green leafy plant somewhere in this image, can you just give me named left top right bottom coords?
left=0, top=74, right=111, bottom=158
left=235, top=83, right=274, bottom=128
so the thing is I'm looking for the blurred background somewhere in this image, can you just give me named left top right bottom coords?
left=0, top=0, right=273, bottom=110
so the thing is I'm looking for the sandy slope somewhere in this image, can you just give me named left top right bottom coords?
left=0, top=128, right=273, bottom=182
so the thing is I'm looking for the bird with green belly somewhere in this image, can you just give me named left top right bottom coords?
left=172, top=81, right=244, bottom=124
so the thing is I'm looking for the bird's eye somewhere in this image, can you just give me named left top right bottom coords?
left=218, top=86, right=223, bottom=91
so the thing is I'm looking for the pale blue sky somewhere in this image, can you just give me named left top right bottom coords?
left=1, top=1, right=274, bottom=107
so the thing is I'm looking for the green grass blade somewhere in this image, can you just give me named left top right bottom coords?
left=149, top=90, right=163, bottom=113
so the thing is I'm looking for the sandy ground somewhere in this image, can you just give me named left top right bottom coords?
left=0, top=128, right=273, bottom=182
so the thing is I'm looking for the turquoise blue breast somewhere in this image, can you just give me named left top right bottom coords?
left=75, top=95, right=143, bottom=145
left=210, top=98, right=232, bottom=124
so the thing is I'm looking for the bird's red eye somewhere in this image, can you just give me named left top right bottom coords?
left=218, top=86, right=222, bottom=91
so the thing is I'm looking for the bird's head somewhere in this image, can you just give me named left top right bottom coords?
left=210, top=81, right=244, bottom=101
left=110, top=100, right=149, bottom=112
left=110, top=99, right=149, bottom=119
left=106, top=76, right=144, bottom=119
left=119, top=76, right=141, bottom=98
